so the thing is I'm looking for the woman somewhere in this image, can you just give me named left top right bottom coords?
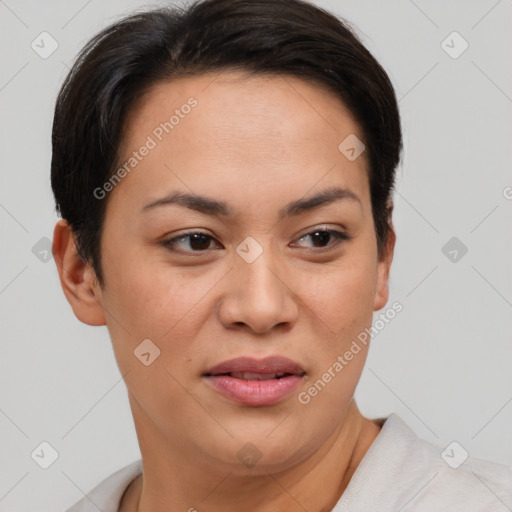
left=51, top=0, right=511, bottom=510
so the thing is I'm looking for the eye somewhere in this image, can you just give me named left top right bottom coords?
left=161, top=227, right=349, bottom=255
left=292, top=228, right=350, bottom=250
left=161, top=231, right=222, bottom=254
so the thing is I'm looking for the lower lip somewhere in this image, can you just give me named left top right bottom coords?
left=204, top=374, right=304, bottom=406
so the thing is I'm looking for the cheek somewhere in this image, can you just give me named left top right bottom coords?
left=101, top=238, right=218, bottom=336
left=297, top=253, right=377, bottom=342
left=100, top=260, right=212, bottom=418
left=294, top=257, right=375, bottom=422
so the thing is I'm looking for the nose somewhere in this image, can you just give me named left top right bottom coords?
left=218, top=244, right=299, bottom=334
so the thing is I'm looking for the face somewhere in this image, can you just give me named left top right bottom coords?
left=84, top=71, right=393, bottom=473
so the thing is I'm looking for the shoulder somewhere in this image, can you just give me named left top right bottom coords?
left=65, top=459, right=143, bottom=512
left=334, top=414, right=512, bottom=512
left=406, top=430, right=512, bottom=511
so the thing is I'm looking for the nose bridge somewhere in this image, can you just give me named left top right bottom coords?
left=236, top=235, right=284, bottom=304
left=219, top=235, right=298, bottom=332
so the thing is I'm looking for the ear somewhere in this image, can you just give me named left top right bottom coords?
left=373, top=220, right=396, bottom=312
left=52, top=219, right=106, bottom=326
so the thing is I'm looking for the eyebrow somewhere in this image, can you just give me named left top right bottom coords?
left=141, top=186, right=361, bottom=219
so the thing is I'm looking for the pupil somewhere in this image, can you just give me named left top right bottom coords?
left=312, top=231, right=330, bottom=247
left=190, top=233, right=210, bottom=250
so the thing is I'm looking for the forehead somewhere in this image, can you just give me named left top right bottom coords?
left=122, top=70, right=365, bottom=149
left=113, top=70, right=369, bottom=211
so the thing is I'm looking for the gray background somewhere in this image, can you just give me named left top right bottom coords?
left=1, top=0, right=511, bottom=510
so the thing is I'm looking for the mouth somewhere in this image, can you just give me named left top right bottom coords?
left=203, top=356, right=306, bottom=406
left=211, top=371, right=297, bottom=380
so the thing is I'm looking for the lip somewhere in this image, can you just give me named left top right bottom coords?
left=203, top=356, right=306, bottom=406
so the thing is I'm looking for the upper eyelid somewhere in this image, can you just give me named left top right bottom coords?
left=166, top=231, right=222, bottom=249
left=170, top=224, right=347, bottom=238
left=295, top=225, right=346, bottom=239
left=291, top=229, right=349, bottom=247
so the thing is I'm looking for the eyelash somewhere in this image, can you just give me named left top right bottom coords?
left=160, top=228, right=350, bottom=255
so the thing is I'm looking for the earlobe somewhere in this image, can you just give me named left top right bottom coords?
left=52, top=220, right=106, bottom=326
left=373, top=225, right=396, bottom=312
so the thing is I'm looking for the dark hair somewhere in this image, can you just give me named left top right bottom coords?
left=51, top=0, right=402, bottom=287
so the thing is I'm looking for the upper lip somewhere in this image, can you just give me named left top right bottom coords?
left=204, top=356, right=305, bottom=376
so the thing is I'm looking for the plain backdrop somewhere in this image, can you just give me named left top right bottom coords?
left=1, top=0, right=511, bottom=510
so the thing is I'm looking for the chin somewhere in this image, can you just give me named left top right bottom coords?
left=199, top=428, right=312, bottom=474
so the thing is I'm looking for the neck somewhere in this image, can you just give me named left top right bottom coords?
left=121, top=399, right=381, bottom=512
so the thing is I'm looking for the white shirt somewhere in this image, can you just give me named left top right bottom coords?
left=66, top=414, right=512, bottom=511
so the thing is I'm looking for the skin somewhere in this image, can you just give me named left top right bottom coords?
left=53, top=70, right=395, bottom=511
